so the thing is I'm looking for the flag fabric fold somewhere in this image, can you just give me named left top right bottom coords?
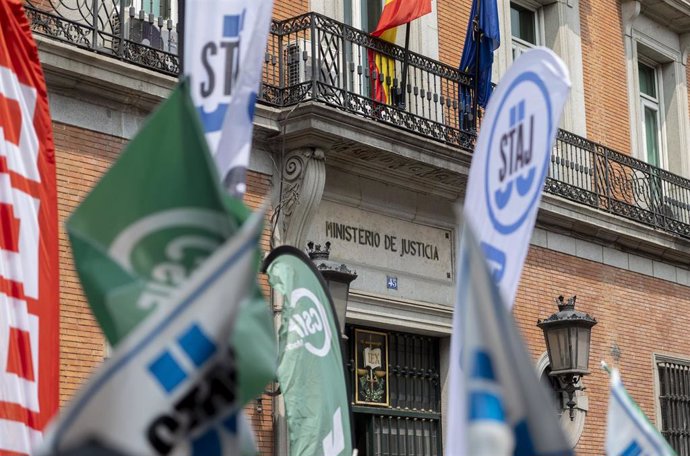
left=43, top=82, right=275, bottom=455
left=447, top=48, right=572, bottom=456
left=264, top=246, right=353, bottom=456
left=605, top=368, right=676, bottom=456
left=458, top=0, right=500, bottom=108
left=184, top=0, right=274, bottom=196
left=371, top=0, right=432, bottom=37
left=454, top=225, right=574, bottom=456
left=368, top=0, right=432, bottom=104
left=43, top=206, right=266, bottom=455
left=0, top=0, right=59, bottom=452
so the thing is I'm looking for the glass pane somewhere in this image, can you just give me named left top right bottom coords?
left=547, top=328, right=571, bottom=371
left=638, top=62, right=657, bottom=98
left=576, top=327, right=591, bottom=371
left=510, top=3, right=537, bottom=45
left=644, top=106, right=661, bottom=167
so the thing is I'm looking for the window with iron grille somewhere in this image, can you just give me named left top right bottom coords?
left=656, top=356, right=690, bottom=455
left=346, top=326, right=442, bottom=456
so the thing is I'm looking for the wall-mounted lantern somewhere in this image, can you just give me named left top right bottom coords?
left=537, top=295, right=597, bottom=420
left=307, top=241, right=358, bottom=340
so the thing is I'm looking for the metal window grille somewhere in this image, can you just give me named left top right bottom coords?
left=657, top=359, right=690, bottom=455
left=347, top=327, right=442, bottom=456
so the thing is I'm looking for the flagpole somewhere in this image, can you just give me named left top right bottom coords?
left=178, top=0, right=185, bottom=73
left=399, top=22, right=411, bottom=110
left=472, top=2, right=481, bottom=131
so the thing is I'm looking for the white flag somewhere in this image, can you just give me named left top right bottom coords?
left=448, top=48, right=571, bottom=455
left=449, top=225, right=573, bottom=456
left=462, top=48, right=571, bottom=307
left=184, top=0, right=274, bottom=196
left=41, top=209, right=265, bottom=455
left=605, top=369, right=676, bottom=456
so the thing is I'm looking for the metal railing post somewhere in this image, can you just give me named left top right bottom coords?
left=91, top=0, right=99, bottom=50
left=310, top=13, right=318, bottom=100
left=117, top=0, right=126, bottom=56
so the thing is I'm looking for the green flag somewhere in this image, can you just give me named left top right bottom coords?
left=264, top=246, right=353, bottom=456
left=66, top=79, right=275, bottom=419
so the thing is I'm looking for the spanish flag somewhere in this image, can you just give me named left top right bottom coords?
left=369, top=0, right=432, bottom=104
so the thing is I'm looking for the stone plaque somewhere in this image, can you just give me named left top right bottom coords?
left=308, top=200, right=453, bottom=283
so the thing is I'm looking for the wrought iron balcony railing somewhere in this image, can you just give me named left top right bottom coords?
left=24, top=5, right=690, bottom=242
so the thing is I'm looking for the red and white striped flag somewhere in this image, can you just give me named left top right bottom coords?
left=0, top=0, right=60, bottom=453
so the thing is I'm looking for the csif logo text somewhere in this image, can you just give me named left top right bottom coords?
left=108, top=208, right=234, bottom=311
left=484, top=72, right=553, bottom=236
left=286, top=288, right=332, bottom=358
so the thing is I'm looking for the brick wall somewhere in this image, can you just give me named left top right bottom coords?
left=53, top=122, right=276, bottom=452
left=437, top=0, right=634, bottom=155
left=579, top=0, right=631, bottom=154
left=437, top=0, right=471, bottom=68
left=514, top=244, right=690, bottom=455
left=273, top=0, right=308, bottom=21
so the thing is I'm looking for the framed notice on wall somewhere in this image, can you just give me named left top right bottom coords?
left=354, top=329, right=389, bottom=406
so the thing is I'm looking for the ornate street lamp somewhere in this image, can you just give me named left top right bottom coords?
left=537, top=295, right=597, bottom=420
left=307, top=241, right=358, bottom=339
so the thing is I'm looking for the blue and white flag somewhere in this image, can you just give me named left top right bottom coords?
left=449, top=225, right=573, bottom=456
left=447, top=48, right=571, bottom=455
left=41, top=209, right=265, bottom=455
left=462, top=48, right=570, bottom=308
left=606, top=368, right=676, bottom=456
left=458, top=0, right=500, bottom=108
left=184, top=0, right=273, bottom=196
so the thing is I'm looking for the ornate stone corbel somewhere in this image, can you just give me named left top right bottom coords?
left=276, top=147, right=326, bottom=248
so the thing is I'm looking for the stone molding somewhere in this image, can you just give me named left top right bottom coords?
left=277, top=147, right=326, bottom=249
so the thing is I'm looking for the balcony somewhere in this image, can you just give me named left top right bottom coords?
left=24, top=4, right=690, bottom=244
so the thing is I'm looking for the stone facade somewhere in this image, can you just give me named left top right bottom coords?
left=26, top=0, right=690, bottom=455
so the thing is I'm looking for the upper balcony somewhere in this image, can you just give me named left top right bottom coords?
left=24, top=2, right=690, bottom=249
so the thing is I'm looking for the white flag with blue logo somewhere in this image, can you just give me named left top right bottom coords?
left=184, top=0, right=273, bottom=195
left=451, top=224, right=573, bottom=456
left=461, top=47, right=570, bottom=307
left=41, top=209, right=265, bottom=456
left=606, top=368, right=676, bottom=456
left=448, top=48, right=571, bottom=455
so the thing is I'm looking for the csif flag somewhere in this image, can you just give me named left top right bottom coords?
left=0, top=0, right=60, bottom=453
left=42, top=82, right=275, bottom=455
left=451, top=224, right=573, bottom=456
left=447, top=48, right=571, bottom=455
left=264, top=246, right=353, bottom=456
left=184, top=0, right=274, bottom=196
left=368, top=0, right=431, bottom=103
left=605, top=367, right=676, bottom=456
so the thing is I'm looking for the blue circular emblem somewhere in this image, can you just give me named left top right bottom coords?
left=484, top=71, right=553, bottom=235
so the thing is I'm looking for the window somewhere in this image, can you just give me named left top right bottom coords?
left=510, top=2, right=539, bottom=60
left=347, top=326, right=442, bottom=456
left=498, top=0, right=588, bottom=135
left=638, top=61, right=664, bottom=168
left=656, top=356, right=690, bottom=455
left=623, top=10, right=690, bottom=178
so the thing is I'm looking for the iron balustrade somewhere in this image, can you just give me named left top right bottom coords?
left=24, top=4, right=690, bottom=242
left=25, top=0, right=180, bottom=75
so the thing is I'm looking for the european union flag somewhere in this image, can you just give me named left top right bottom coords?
left=459, top=0, right=500, bottom=108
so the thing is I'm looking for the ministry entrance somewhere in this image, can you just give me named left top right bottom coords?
left=346, top=326, right=442, bottom=456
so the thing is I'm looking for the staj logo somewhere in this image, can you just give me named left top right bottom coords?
left=484, top=72, right=553, bottom=236
left=196, top=12, right=246, bottom=135
left=286, top=288, right=332, bottom=358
